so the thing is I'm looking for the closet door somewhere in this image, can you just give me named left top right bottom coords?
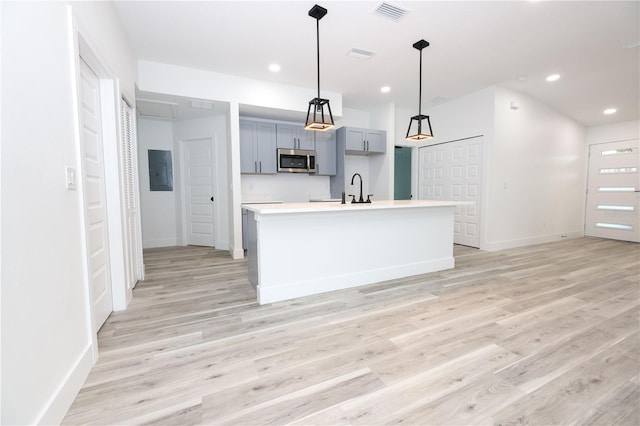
left=419, top=137, right=483, bottom=248
left=121, top=99, right=144, bottom=290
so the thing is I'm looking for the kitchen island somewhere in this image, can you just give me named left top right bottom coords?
left=243, top=200, right=463, bottom=304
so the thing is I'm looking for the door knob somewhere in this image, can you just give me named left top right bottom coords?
left=210, top=196, right=214, bottom=202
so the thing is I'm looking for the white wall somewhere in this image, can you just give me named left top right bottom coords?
left=241, top=174, right=331, bottom=202
left=412, top=86, right=586, bottom=251
left=137, top=115, right=232, bottom=250
left=369, top=103, right=396, bottom=200
left=487, top=86, right=586, bottom=250
left=138, top=61, right=343, bottom=118
left=414, top=87, right=496, bottom=249
left=137, top=118, right=178, bottom=248
left=1, top=1, right=137, bottom=424
left=586, top=120, right=640, bottom=145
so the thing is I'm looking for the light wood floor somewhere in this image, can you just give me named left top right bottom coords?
left=63, top=237, right=640, bottom=425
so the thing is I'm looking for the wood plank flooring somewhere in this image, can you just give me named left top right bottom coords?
left=63, top=237, right=640, bottom=425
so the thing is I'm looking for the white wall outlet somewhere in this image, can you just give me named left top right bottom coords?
left=65, top=166, right=77, bottom=190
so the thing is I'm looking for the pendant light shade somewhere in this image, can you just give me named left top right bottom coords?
left=406, top=39, right=434, bottom=141
left=305, top=4, right=335, bottom=131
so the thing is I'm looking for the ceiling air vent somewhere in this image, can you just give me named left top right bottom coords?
left=374, top=2, right=409, bottom=21
left=137, top=99, right=178, bottom=120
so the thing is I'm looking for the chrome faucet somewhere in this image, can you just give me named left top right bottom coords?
left=349, top=173, right=371, bottom=203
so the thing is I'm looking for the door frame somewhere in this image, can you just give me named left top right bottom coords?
left=120, top=97, right=145, bottom=290
left=179, top=137, right=217, bottom=246
left=73, top=30, right=132, bottom=351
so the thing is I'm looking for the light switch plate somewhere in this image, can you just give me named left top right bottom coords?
left=65, top=166, right=77, bottom=190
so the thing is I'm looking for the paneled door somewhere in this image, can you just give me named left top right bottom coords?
left=419, top=137, right=483, bottom=248
left=183, top=138, right=215, bottom=246
left=585, top=139, right=639, bottom=242
left=79, top=58, right=112, bottom=330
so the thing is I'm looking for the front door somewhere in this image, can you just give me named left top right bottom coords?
left=585, top=139, right=639, bottom=242
left=183, top=138, right=215, bottom=246
left=79, top=58, right=112, bottom=330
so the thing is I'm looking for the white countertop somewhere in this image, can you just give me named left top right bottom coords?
left=241, top=200, right=284, bottom=205
left=242, top=199, right=469, bottom=215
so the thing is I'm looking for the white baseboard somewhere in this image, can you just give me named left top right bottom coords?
left=231, top=247, right=244, bottom=260
left=36, top=344, right=95, bottom=425
left=142, top=238, right=178, bottom=249
left=482, top=231, right=583, bottom=252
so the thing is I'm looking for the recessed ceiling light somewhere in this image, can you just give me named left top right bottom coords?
left=268, top=64, right=281, bottom=72
left=603, top=108, right=617, bottom=115
left=380, top=86, right=391, bottom=93
left=546, top=74, right=560, bottom=82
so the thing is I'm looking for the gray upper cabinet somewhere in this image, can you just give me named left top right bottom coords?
left=276, top=124, right=315, bottom=150
left=341, top=127, right=386, bottom=155
left=240, top=119, right=277, bottom=174
left=314, top=131, right=336, bottom=176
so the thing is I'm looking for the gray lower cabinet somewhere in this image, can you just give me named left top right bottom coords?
left=314, top=131, right=336, bottom=176
left=340, top=126, right=386, bottom=155
left=276, top=124, right=315, bottom=150
left=240, top=119, right=277, bottom=174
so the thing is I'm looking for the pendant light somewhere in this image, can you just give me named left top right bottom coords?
left=304, top=4, right=335, bottom=131
left=406, top=39, right=434, bottom=141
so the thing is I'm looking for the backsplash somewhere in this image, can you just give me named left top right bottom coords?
left=241, top=173, right=331, bottom=202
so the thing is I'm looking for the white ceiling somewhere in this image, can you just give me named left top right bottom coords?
left=115, top=1, right=640, bottom=127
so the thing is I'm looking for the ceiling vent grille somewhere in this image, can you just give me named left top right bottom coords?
left=374, top=2, right=408, bottom=21
left=137, top=99, right=178, bottom=120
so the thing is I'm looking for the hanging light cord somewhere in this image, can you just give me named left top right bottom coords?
left=418, top=47, right=423, bottom=116
left=316, top=16, right=321, bottom=101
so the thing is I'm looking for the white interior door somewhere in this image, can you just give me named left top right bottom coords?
left=79, top=58, right=112, bottom=330
left=585, top=139, right=639, bottom=242
left=419, top=137, right=483, bottom=248
left=183, top=138, right=215, bottom=246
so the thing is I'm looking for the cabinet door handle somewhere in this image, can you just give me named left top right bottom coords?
left=254, top=161, right=257, bottom=173
left=259, top=161, right=262, bottom=173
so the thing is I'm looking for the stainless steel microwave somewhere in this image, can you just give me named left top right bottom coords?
left=277, top=148, right=316, bottom=173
